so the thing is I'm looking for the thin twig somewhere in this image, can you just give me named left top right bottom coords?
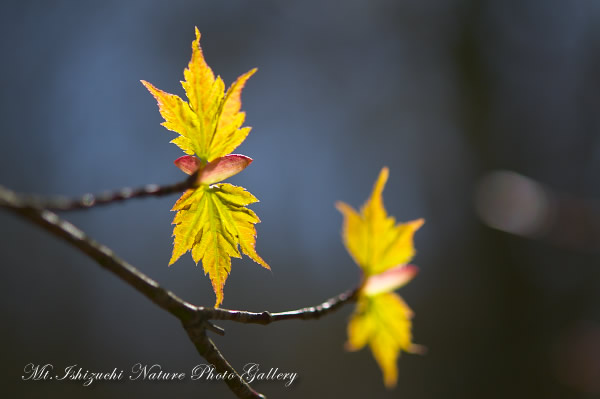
left=12, top=174, right=197, bottom=212
left=203, top=287, right=359, bottom=324
left=0, top=185, right=202, bottom=322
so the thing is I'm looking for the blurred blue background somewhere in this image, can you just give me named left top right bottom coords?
left=2, top=1, right=600, bottom=398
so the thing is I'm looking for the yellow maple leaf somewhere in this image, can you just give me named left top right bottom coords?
left=336, top=167, right=423, bottom=276
left=170, top=183, right=268, bottom=306
left=141, top=27, right=255, bottom=163
left=346, top=292, right=414, bottom=388
left=337, top=167, right=424, bottom=387
left=142, top=28, right=268, bottom=306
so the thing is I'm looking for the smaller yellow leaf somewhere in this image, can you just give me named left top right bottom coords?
left=339, top=167, right=425, bottom=387
left=336, top=167, right=424, bottom=276
left=347, top=292, right=414, bottom=388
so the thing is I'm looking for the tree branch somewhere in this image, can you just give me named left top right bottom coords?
left=203, top=287, right=359, bottom=324
left=0, top=185, right=200, bottom=322
left=0, top=184, right=359, bottom=398
left=183, top=321, right=266, bottom=399
left=0, top=185, right=263, bottom=397
left=10, top=174, right=196, bottom=212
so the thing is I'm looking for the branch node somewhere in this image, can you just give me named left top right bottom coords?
left=261, top=311, right=273, bottom=322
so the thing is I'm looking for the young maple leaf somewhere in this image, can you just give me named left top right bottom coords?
left=336, top=167, right=424, bottom=387
left=141, top=27, right=269, bottom=307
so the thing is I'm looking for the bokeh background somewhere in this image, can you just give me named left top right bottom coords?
left=2, top=1, right=600, bottom=398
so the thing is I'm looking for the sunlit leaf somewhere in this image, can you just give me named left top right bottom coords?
left=347, top=292, right=416, bottom=388
left=142, top=27, right=267, bottom=306
left=338, top=167, right=424, bottom=386
left=141, top=27, right=255, bottom=163
left=170, top=183, right=269, bottom=306
left=336, top=167, right=423, bottom=276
